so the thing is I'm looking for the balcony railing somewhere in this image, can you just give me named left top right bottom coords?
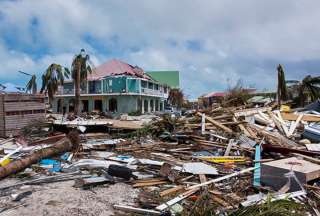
left=56, top=87, right=166, bottom=97
left=57, top=88, right=87, bottom=95
left=141, top=88, right=165, bottom=96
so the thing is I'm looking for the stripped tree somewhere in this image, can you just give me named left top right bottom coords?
left=19, top=71, right=37, bottom=94
left=71, top=49, right=93, bottom=115
left=40, top=64, right=70, bottom=107
left=277, top=64, right=287, bottom=106
left=287, top=75, right=320, bottom=106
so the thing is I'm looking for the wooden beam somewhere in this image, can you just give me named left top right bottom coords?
left=160, top=185, right=184, bottom=197
left=288, top=114, right=303, bottom=136
left=114, top=205, right=161, bottom=215
left=187, top=167, right=256, bottom=190
left=197, top=112, right=233, bottom=134
left=281, top=112, right=320, bottom=122
left=156, top=188, right=199, bottom=211
left=133, top=181, right=168, bottom=188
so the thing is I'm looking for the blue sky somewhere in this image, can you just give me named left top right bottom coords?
left=0, top=0, right=320, bottom=99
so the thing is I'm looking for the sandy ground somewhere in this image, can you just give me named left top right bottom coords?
left=0, top=179, right=139, bottom=216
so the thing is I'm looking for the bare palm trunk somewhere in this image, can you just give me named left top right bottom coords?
left=74, top=63, right=81, bottom=115
left=0, top=137, right=75, bottom=179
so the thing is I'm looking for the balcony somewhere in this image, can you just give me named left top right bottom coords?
left=57, top=88, right=87, bottom=95
left=141, top=88, right=165, bottom=97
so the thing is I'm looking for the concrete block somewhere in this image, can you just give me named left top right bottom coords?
left=261, top=157, right=320, bottom=191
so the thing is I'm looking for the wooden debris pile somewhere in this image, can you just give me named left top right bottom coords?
left=0, top=104, right=320, bottom=215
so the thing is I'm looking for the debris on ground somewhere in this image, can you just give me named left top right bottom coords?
left=1, top=99, right=320, bottom=216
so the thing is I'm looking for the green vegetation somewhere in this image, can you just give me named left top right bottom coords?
left=40, top=63, right=70, bottom=106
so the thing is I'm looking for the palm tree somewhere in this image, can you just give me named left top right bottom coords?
left=168, top=88, right=184, bottom=109
left=40, top=63, right=70, bottom=107
left=293, top=75, right=320, bottom=106
left=277, top=64, right=287, bottom=106
left=71, top=49, right=93, bottom=115
left=19, top=71, right=37, bottom=94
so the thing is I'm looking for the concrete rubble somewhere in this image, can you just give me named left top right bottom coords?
left=1, top=100, right=320, bottom=215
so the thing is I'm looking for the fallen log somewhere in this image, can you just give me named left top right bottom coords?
left=0, top=132, right=79, bottom=179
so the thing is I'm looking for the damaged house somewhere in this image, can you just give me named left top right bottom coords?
left=53, top=59, right=171, bottom=114
left=0, top=92, right=45, bottom=137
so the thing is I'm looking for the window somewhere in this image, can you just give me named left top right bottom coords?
left=5, top=109, right=44, bottom=116
left=109, top=80, right=112, bottom=86
left=33, top=109, right=45, bottom=114
left=148, top=82, right=154, bottom=89
left=141, top=81, right=147, bottom=88
left=5, top=111, right=20, bottom=116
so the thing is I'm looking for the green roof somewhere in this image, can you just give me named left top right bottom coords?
left=146, top=71, right=180, bottom=89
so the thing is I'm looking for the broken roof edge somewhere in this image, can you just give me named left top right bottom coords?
left=89, top=59, right=153, bottom=81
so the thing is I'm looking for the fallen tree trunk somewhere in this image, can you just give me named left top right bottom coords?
left=0, top=133, right=78, bottom=180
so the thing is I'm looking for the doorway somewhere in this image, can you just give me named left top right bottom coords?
left=57, top=99, right=62, bottom=113
left=69, top=99, right=75, bottom=113
left=82, top=100, right=89, bottom=112
left=94, top=100, right=102, bottom=112
left=144, top=100, right=148, bottom=113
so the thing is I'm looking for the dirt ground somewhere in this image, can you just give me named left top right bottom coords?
left=0, top=179, right=139, bottom=216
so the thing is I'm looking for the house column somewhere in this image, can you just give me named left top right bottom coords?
left=162, top=101, right=164, bottom=111
left=148, top=99, right=151, bottom=113
left=102, top=97, right=107, bottom=112
left=153, top=99, right=156, bottom=112
left=88, top=98, right=94, bottom=112
left=86, top=81, right=89, bottom=94
left=80, top=99, right=83, bottom=112
left=141, top=97, right=144, bottom=114
left=158, top=100, right=161, bottom=111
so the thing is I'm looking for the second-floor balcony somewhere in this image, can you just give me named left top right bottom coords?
left=55, top=78, right=167, bottom=98
left=141, top=88, right=165, bottom=96
left=59, top=88, right=87, bottom=95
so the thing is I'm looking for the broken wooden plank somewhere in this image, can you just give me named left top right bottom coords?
left=187, top=167, right=256, bottom=190
left=201, top=113, right=205, bottom=134
left=197, top=112, right=233, bottom=134
left=267, top=110, right=286, bottom=135
left=133, top=181, right=168, bottom=188
left=114, top=205, right=161, bottom=215
left=288, top=114, right=303, bottom=136
left=160, top=185, right=185, bottom=197
left=156, top=188, right=199, bottom=211
left=234, top=107, right=271, bottom=117
left=199, top=174, right=207, bottom=184
left=233, top=117, right=251, bottom=137
left=275, top=111, right=291, bottom=137
left=224, top=139, right=236, bottom=156
left=281, top=113, right=320, bottom=122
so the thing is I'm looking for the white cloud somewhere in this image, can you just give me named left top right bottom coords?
left=0, top=0, right=320, bottom=98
